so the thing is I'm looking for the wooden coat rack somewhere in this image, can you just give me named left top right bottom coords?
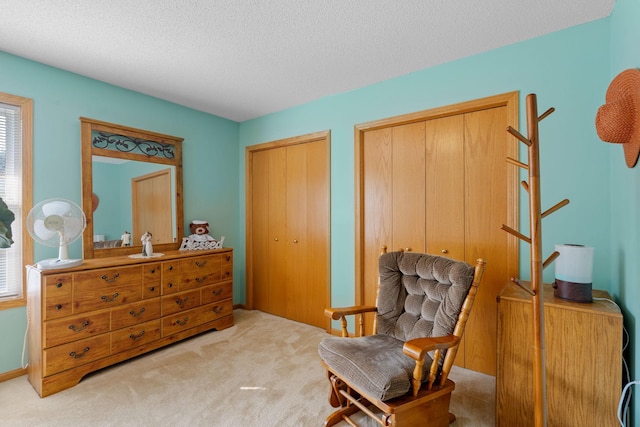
left=501, top=93, right=569, bottom=427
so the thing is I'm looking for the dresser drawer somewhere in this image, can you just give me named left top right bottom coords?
left=74, top=265, right=142, bottom=288
left=201, top=281, right=233, bottom=305
left=179, top=255, right=221, bottom=290
left=111, top=298, right=161, bottom=330
left=143, top=263, right=161, bottom=299
left=221, top=251, right=233, bottom=265
left=111, top=320, right=161, bottom=353
left=143, top=263, right=161, bottom=283
left=43, top=274, right=73, bottom=320
left=161, top=289, right=201, bottom=316
left=162, top=261, right=181, bottom=295
left=73, top=281, right=142, bottom=313
left=204, top=299, right=233, bottom=322
left=161, top=299, right=231, bottom=336
left=43, top=334, right=111, bottom=376
left=43, top=310, right=111, bottom=348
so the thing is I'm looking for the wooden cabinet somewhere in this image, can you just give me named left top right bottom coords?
left=358, top=93, right=518, bottom=375
left=496, top=283, right=623, bottom=426
left=247, top=131, right=330, bottom=329
left=27, top=249, right=234, bottom=397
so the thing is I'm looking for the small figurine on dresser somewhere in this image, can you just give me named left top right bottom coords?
left=179, top=220, right=225, bottom=250
left=121, top=230, right=131, bottom=247
left=141, top=231, right=153, bottom=256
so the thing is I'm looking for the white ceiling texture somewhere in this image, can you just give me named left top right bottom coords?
left=0, top=0, right=615, bottom=122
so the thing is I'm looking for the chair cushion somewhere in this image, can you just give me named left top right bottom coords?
left=318, top=334, right=431, bottom=401
left=377, top=252, right=474, bottom=342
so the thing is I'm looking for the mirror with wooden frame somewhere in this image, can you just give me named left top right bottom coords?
left=80, top=117, right=184, bottom=259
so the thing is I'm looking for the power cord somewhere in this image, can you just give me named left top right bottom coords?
left=618, top=381, right=639, bottom=427
left=593, top=297, right=636, bottom=427
left=21, top=267, right=35, bottom=370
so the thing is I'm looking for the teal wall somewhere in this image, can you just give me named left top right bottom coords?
left=2, top=2, right=639, bottom=421
left=239, top=19, right=612, bottom=303
left=609, top=0, right=640, bottom=421
left=0, top=51, right=240, bottom=374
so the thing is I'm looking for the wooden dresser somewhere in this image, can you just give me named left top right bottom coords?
left=496, top=283, right=623, bottom=426
left=26, top=248, right=234, bottom=397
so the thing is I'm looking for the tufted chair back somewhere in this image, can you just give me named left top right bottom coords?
left=375, top=251, right=476, bottom=343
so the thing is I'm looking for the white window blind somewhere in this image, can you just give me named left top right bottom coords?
left=0, top=101, right=23, bottom=300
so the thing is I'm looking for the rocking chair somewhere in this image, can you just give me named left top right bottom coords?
left=318, top=251, right=486, bottom=426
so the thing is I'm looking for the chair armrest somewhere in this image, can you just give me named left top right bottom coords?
left=324, top=305, right=378, bottom=320
left=402, top=334, right=460, bottom=361
left=324, top=305, right=377, bottom=337
left=403, top=334, right=461, bottom=397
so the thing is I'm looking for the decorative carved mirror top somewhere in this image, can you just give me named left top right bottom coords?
left=80, top=117, right=184, bottom=259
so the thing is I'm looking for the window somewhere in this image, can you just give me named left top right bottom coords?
left=0, top=92, right=32, bottom=309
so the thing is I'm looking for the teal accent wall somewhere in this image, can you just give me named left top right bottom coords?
left=0, top=51, right=240, bottom=374
left=609, top=0, right=640, bottom=421
left=1, top=4, right=639, bottom=422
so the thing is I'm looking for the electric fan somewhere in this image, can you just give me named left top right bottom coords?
left=26, top=198, right=86, bottom=270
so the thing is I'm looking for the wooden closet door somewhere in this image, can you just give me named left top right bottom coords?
left=357, top=92, right=518, bottom=375
left=425, top=115, right=465, bottom=260
left=362, top=128, right=392, bottom=333
left=285, top=143, right=309, bottom=323
left=463, top=106, right=511, bottom=375
left=247, top=131, right=330, bottom=330
left=361, top=123, right=425, bottom=333
left=392, top=122, right=426, bottom=253
left=299, top=140, right=331, bottom=327
left=250, top=147, right=287, bottom=319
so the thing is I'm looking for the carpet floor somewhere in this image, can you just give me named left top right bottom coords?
left=0, top=309, right=495, bottom=426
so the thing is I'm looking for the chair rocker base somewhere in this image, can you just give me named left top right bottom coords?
left=325, top=371, right=456, bottom=427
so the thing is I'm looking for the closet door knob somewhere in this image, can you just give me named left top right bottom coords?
left=293, top=239, right=298, bottom=243
left=274, top=237, right=279, bottom=241
left=441, top=249, right=448, bottom=254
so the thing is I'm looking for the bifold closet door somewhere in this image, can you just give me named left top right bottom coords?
left=251, top=147, right=287, bottom=319
left=361, top=122, right=426, bottom=334
left=284, top=140, right=329, bottom=328
left=359, top=96, right=516, bottom=375
left=249, top=136, right=329, bottom=329
left=462, top=106, right=511, bottom=375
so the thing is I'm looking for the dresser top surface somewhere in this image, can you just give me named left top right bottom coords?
left=26, top=248, right=233, bottom=276
left=499, top=282, right=622, bottom=318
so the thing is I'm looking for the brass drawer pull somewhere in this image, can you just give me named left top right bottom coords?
left=101, top=292, right=119, bottom=303
left=212, top=305, right=224, bottom=314
left=69, top=347, right=90, bottom=359
left=129, top=331, right=146, bottom=341
left=175, top=297, right=189, bottom=307
left=195, top=260, right=207, bottom=267
left=195, top=275, right=208, bottom=283
left=68, top=320, right=90, bottom=333
left=129, top=307, right=146, bottom=317
left=100, top=273, right=120, bottom=282
left=175, top=317, right=189, bottom=326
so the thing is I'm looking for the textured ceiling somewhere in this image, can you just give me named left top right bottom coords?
left=0, top=0, right=615, bottom=122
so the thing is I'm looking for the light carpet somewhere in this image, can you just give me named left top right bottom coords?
left=0, top=309, right=495, bottom=426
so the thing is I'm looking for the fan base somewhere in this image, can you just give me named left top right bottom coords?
left=36, top=258, right=83, bottom=270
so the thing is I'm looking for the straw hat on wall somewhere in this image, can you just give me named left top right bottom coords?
left=595, top=68, right=640, bottom=168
